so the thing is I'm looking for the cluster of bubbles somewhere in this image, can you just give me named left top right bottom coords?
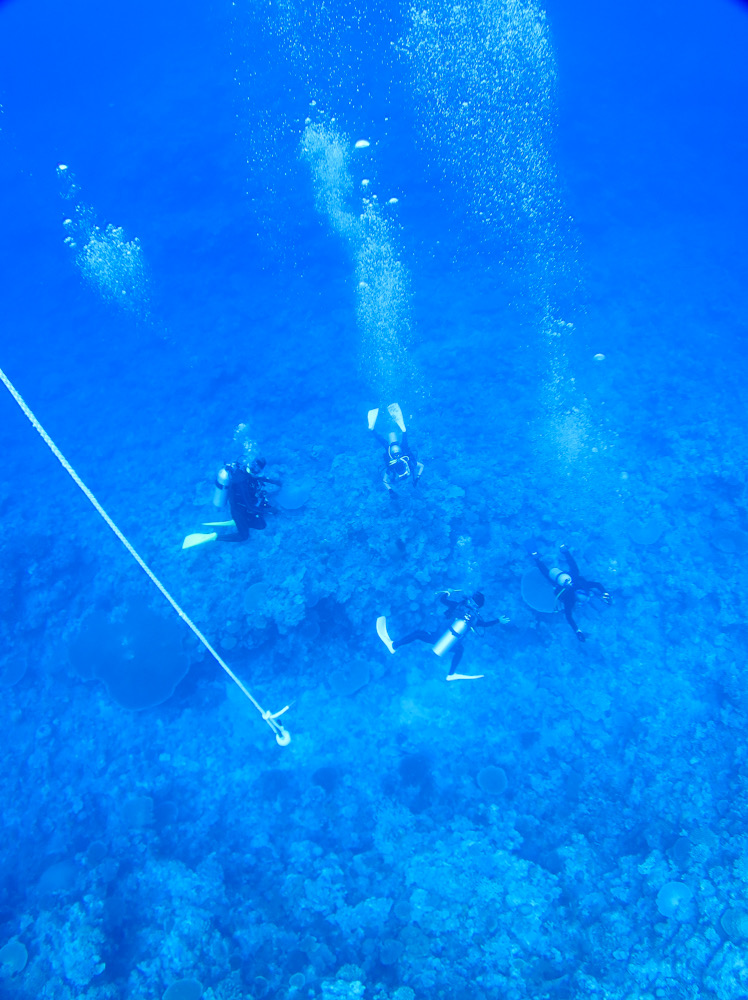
left=231, top=0, right=415, bottom=280
left=399, top=0, right=562, bottom=251
left=241, top=0, right=401, bottom=121
left=398, top=0, right=614, bottom=508
left=232, top=422, right=261, bottom=464
left=57, top=164, right=149, bottom=318
left=299, top=122, right=357, bottom=241
left=300, top=119, right=418, bottom=401
left=534, top=294, right=617, bottom=508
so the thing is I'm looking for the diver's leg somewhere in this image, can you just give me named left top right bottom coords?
left=563, top=596, right=584, bottom=640
left=450, top=643, right=464, bottom=672
left=219, top=503, right=250, bottom=542
left=393, top=630, right=437, bottom=649
left=561, top=547, right=580, bottom=577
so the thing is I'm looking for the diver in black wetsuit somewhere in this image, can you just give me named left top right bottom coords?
left=376, top=592, right=509, bottom=679
left=368, top=402, right=424, bottom=494
left=372, top=429, right=424, bottom=492
left=181, top=458, right=283, bottom=550
left=530, top=544, right=611, bottom=642
left=218, top=458, right=282, bottom=543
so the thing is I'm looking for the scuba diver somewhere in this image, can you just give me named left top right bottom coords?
left=368, top=402, right=424, bottom=493
left=214, top=458, right=282, bottom=542
left=376, top=591, right=509, bottom=681
left=182, top=457, right=282, bottom=549
left=529, top=543, right=611, bottom=642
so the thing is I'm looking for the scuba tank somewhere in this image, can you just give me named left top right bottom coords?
left=549, top=567, right=573, bottom=590
left=387, top=432, right=410, bottom=480
left=212, top=465, right=232, bottom=508
left=433, top=616, right=470, bottom=657
left=433, top=593, right=482, bottom=656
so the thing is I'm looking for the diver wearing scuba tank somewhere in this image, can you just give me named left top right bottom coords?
left=530, top=544, right=611, bottom=642
left=369, top=403, right=424, bottom=498
left=372, top=430, right=424, bottom=492
left=368, top=401, right=424, bottom=493
left=376, top=591, right=509, bottom=679
left=216, top=459, right=282, bottom=543
left=182, top=458, right=283, bottom=550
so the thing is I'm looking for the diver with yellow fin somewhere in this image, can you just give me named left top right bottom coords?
left=368, top=402, right=424, bottom=494
left=376, top=591, right=509, bottom=681
left=182, top=457, right=282, bottom=549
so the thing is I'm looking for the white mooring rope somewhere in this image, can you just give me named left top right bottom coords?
left=0, top=366, right=290, bottom=746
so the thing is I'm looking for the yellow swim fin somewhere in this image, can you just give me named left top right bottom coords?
left=387, top=403, right=406, bottom=433
left=182, top=532, right=218, bottom=550
left=202, top=520, right=236, bottom=527
left=367, top=408, right=379, bottom=430
left=446, top=673, right=484, bottom=682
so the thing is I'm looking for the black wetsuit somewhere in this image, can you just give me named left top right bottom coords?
left=533, top=548, right=609, bottom=641
left=393, top=594, right=502, bottom=671
left=219, top=465, right=280, bottom=543
left=373, top=432, right=421, bottom=490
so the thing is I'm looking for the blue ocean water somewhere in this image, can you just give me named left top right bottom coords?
left=1, top=0, right=748, bottom=995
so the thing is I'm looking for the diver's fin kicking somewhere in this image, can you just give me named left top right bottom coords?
left=446, top=673, right=485, bottom=682
left=202, top=520, right=236, bottom=528
left=367, top=408, right=379, bottom=430
left=182, top=531, right=218, bottom=550
left=387, top=403, right=406, bottom=433
left=376, top=616, right=396, bottom=654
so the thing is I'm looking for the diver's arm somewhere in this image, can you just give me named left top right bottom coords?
left=439, top=593, right=460, bottom=613
left=479, top=614, right=511, bottom=627
left=587, top=580, right=611, bottom=603
left=533, top=556, right=552, bottom=581
left=560, top=545, right=580, bottom=578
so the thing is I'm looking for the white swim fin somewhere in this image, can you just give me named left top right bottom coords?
left=182, top=532, right=218, bottom=550
left=376, top=616, right=396, bottom=654
left=368, top=408, right=379, bottom=430
left=446, top=673, right=484, bottom=682
left=387, top=403, right=406, bottom=433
